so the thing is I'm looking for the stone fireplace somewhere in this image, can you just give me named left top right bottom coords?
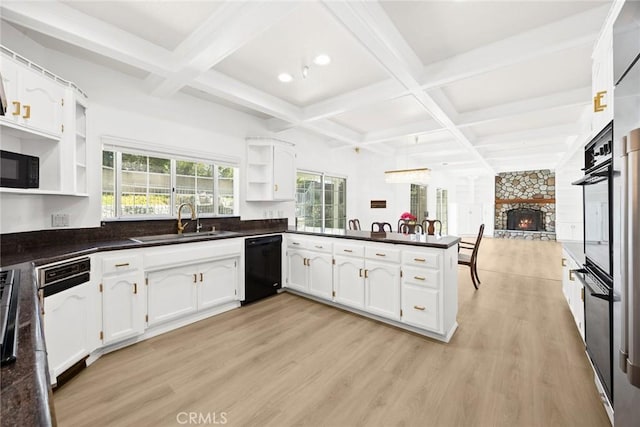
left=494, top=169, right=556, bottom=240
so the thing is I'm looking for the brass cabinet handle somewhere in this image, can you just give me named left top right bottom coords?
left=569, top=270, right=575, bottom=281
left=115, top=263, right=130, bottom=268
left=133, top=283, right=138, bottom=294
left=414, top=305, right=426, bottom=311
left=200, top=273, right=203, bottom=282
left=364, top=269, right=369, bottom=278
left=292, top=242, right=300, bottom=245
left=343, top=249, right=353, bottom=253
left=414, top=258, right=425, bottom=262
left=274, top=184, right=279, bottom=192
left=359, top=268, right=363, bottom=277
left=22, top=104, right=31, bottom=119
left=193, top=273, right=197, bottom=283
left=12, top=101, right=20, bottom=116
left=375, top=253, right=386, bottom=257
left=562, top=258, right=567, bottom=267
left=414, top=276, right=426, bottom=281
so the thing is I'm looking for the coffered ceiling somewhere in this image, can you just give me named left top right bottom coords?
left=0, top=0, right=612, bottom=176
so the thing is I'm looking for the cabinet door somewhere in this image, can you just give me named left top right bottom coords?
left=198, top=258, right=238, bottom=310
left=0, top=58, right=20, bottom=123
left=333, top=256, right=365, bottom=309
left=286, top=249, right=308, bottom=292
left=307, top=252, right=333, bottom=300
left=273, top=145, right=295, bottom=200
left=43, top=282, right=100, bottom=383
left=147, top=265, right=198, bottom=326
left=401, top=284, right=440, bottom=332
left=102, top=270, right=145, bottom=344
left=365, top=260, right=401, bottom=320
left=19, top=66, right=64, bottom=136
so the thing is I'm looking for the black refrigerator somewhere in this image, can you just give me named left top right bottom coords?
left=612, top=2, right=640, bottom=426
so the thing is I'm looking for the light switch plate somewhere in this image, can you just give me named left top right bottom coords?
left=51, top=213, right=69, bottom=227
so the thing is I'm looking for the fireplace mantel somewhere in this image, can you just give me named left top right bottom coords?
left=495, top=198, right=555, bottom=204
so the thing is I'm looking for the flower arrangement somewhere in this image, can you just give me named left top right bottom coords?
left=400, top=212, right=417, bottom=221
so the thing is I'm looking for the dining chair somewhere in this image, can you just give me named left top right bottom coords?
left=458, top=223, right=485, bottom=290
left=371, top=222, right=392, bottom=232
left=422, top=219, right=442, bottom=236
left=348, top=219, right=361, bottom=230
left=399, top=222, right=424, bottom=234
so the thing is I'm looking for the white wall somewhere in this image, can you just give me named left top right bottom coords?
left=555, top=147, right=584, bottom=241
left=451, top=175, right=495, bottom=237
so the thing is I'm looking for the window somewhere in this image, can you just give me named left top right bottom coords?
left=102, top=149, right=238, bottom=219
left=296, top=172, right=346, bottom=229
left=436, top=188, right=449, bottom=234
left=410, top=184, right=428, bottom=224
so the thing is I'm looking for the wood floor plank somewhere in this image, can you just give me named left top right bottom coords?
left=53, top=238, right=610, bottom=427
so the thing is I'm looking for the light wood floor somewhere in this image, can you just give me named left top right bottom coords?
left=54, top=238, right=610, bottom=426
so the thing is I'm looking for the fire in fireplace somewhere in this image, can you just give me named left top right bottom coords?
left=507, top=208, right=544, bottom=231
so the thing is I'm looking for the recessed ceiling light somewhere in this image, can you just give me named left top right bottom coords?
left=313, top=54, right=331, bottom=66
left=278, top=73, right=293, bottom=83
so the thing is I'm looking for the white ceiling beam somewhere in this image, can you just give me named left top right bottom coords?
left=148, top=2, right=299, bottom=97
left=322, top=0, right=495, bottom=174
left=457, top=86, right=590, bottom=128
left=420, top=5, right=609, bottom=90
left=0, top=1, right=174, bottom=75
left=361, top=118, right=442, bottom=145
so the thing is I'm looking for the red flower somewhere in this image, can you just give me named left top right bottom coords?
left=400, top=212, right=416, bottom=221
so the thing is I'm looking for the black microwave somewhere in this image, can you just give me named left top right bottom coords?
left=0, top=150, right=39, bottom=189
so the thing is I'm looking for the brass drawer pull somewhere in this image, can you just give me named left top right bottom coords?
left=375, top=253, right=386, bottom=257
left=562, top=258, right=567, bottom=267
left=569, top=270, right=575, bottom=281
left=200, top=273, right=203, bottom=282
left=133, top=283, right=138, bottom=294
left=414, top=258, right=426, bottom=262
left=414, top=305, right=426, bottom=311
left=193, top=274, right=197, bottom=283
left=343, top=249, right=353, bottom=253
left=315, top=245, right=323, bottom=249
left=292, top=242, right=300, bottom=245
left=414, top=276, right=426, bottom=281
left=115, top=262, right=130, bottom=268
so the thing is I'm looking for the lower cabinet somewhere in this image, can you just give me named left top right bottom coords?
left=365, top=260, right=401, bottom=320
left=42, top=280, right=101, bottom=384
left=102, top=267, right=146, bottom=345
left=401, top=284, right=440, bottom=331
left=562, top=249, right=585, bottom=340
left=286, top=249, right=308, bottom=292
left=147, top=258, right=239, bottom=326
left=285, top=248, right=333, bottom=300
left=333, top=255, right=365, bottom=309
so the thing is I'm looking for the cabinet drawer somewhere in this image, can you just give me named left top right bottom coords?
left=402, top=250, right=440, bottom=269
left=402, top=267, right=440, bottom=289
left=307, top=238, right=332, bottom=254
left=334, top=242, right=364, bottom=257
left=287, top=236, right=307, bottom=249
left=101, top=254, right=142, bottom=275
left=365, top=245, right=401, bottom=262
left=402, top=285, right=440, bottom=332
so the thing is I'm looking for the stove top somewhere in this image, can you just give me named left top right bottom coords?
left=1, top=269, right=20, bottom=366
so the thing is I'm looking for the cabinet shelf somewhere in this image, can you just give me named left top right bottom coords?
left=0, top=187, right=89, bottom=197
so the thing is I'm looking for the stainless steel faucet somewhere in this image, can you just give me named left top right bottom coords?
left=177, top=203, right=196, bottom=234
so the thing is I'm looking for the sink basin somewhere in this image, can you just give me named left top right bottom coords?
left=129, top=230, right=240, bottom=244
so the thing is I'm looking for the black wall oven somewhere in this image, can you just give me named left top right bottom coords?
left=573, top=121, right=614, bottom=403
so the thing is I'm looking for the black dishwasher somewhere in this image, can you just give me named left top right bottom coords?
left=243, top=235, right=282, bottom=305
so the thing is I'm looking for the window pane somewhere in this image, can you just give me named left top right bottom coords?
left=410, top=184, right=427, bottom=224
left=436, top=188, right=449, bottom=234
left=176, top=160, right=215, bottom=215
left=324, top=176, right=346, bottom=230
left=121, top=153, right=171, bottom=216
left=217, top=166, right=235, bottom=215
left=296, top=172, right=322, bottom=228
left=102, top=151, right=115, bottom=218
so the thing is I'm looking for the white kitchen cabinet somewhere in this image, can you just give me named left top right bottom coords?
left=561, top=249, right=585, bottom=341
left=100, top=253, right=145, bottom=345
left=198, top=258, right=238, bottom=310
left=333, top=255, right=365, bottom=309
left=147, top=264, right=199, bottom=326
left=42, top=280, right=101, bottom=384
left=246, top=137, right=296, bottom=201
left=401, top=285, right=440, bottom=331
left=306, top=251, right=333, bottom=300
left=364, top=259, right=401, bottom=320
left=0, top=54, right=64, bottom=137
left=591, top=26, right=614, bottom=133
left=286, top=249, right=308, bottom=292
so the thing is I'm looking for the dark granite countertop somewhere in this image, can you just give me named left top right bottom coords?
left=1, top=261, right=54, bottom=427
left=287, top=227, right=461, bottom=249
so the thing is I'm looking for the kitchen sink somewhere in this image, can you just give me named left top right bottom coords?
left=129, top=230, right=240, bottom=244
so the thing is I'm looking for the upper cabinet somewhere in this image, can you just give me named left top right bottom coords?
left=592, top=26, right=614, bottom=133
left=0, top=46, right=89, bottom=196
left=246, top=137, right=296, bottom=201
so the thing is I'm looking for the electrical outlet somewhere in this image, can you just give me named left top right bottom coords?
left=51, top=214, right=69, bottom=227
